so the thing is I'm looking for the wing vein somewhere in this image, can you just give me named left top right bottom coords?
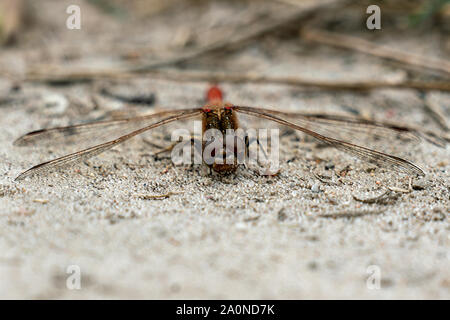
left=235, top=106, right=425, bottom=176
left=15, top=109, right=201, bottom=180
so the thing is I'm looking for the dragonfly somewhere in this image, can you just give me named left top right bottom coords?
left=14, top=85, right=446, bottom=181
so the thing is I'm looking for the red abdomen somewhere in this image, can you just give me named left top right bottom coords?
left=206, top=85, right=223, bottom=103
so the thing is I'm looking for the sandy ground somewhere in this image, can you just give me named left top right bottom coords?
left=0, top=0, right=449, bottom=299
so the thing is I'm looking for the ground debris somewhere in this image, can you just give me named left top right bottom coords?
left=312, top=171, right=339, bottom=185
left=318, top=209, right=385, bottom=219
left=277, top=208, right=287, bottom=221
left=137, top=191, right=182, bottom=200
left=243, top=215, right=260, bottom=222
left=32, top=198, right=49, bottom=204
left=100, top=87, right=156, bottom=106
left=353, top=190, right=392, bottom=204
left=353, top=178, right=414, bottom=204
left=386, top=178, right=413, bottom=194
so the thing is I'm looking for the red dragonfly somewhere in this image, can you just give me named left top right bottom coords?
left=14, top=85, right=445, bottom=180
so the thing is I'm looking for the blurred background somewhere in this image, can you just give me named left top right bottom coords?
left=1, top=0, right=449, bottom=83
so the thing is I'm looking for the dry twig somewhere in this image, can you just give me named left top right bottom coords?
left=301, top=27, right=450, bottom=78
left=137, top=191, right=182, bottom=200
left=353, top=190, right=391, bottom=204
left=353, top=178, right=414, bottom=203
left=319, top=209, right=385, bottom=218
left=386, top=177, right=413, bottom=193
left=25, top=68, right=450, bottom=92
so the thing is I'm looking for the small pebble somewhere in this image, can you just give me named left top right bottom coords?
left=43, top=93, right=68, bottom=114
left=412, top=180, right=427, bottom=190
left=235, top=222, right=247, bottom=230
left=311, top=183, right=320, bottom=193
left=324, top=162, right=335, bottom=170
left=33, top=199, right=49, bottom=204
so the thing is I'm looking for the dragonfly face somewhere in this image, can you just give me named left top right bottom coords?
left=202, top=104, right=240, bottom=174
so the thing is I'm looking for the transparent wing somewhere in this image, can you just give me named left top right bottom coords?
left=234, top=106, right=427, bottom=176
left=292, top=112, right=447, bottom=147
left=14, top=108, right=200, bottom=148
left=15, top=108, right=202, bottom=180
left=247, top=109, right=448, bottom=147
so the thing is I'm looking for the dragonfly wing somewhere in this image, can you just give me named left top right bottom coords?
left=15, top=109, right=202, bottom=180
left=283, top=112, right=447, bottom=147
left=234, top=106, right=425, bottom=176
left=14, top=108, right=201, bottom=148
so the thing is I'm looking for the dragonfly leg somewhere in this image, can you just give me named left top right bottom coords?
left=245, top=135, right=268, bottom=162
left=153, top=136, right=202, bottom=163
